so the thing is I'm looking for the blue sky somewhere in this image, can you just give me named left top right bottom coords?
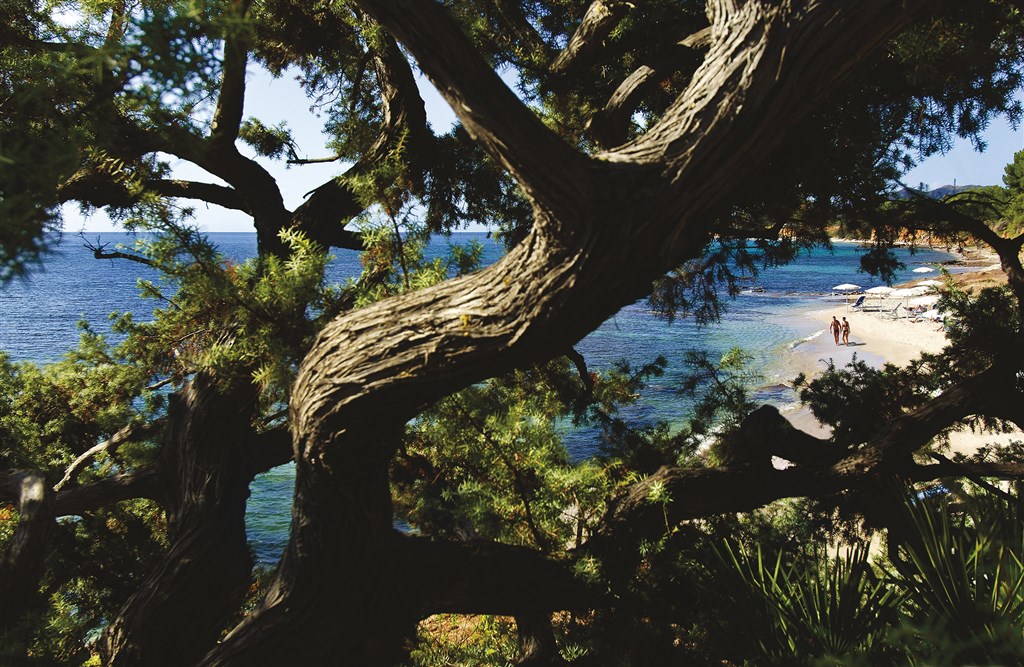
left=902, top=113, right=1024, bottom=190
left=66, top=67, right=1023, bottom=233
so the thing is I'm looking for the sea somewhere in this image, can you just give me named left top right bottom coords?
left=0, top=232, right=963, bottom=564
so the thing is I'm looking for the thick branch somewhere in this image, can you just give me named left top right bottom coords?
left=679, top=26, right=713, bottom=50
left=97, top=84, right=290, bottom=256
left=396, top=535, right=602, bottom=616
left=838, top=362, right=1019, bottom=474
left=587, top=64, right=659, bottom=149
left=549, top=1, right=631, bottom=76
left=355, top=0, right=591, bottom=219
left=489, top=0, right=552, bottom=65
left=604, top=0, right=928, bottom=259
left=897, top=195, right=1024, bottom=321
left=734, top=405, right=848, bottom=470
left=147, top=180, right=250, bottom=212
left=102, top=375, right=259, bottom=665
left=209, top=3, right=252, bottom=147
left=591, top=362, right=1020, bottom=572
left=58, top=171, right=246, bottom=213
left=245, top=426, right=294, bottom=478
left=910, top=458, right=1024, bottom=484
left=290, top=31, right=429, bottom=252
left=515, top=613, right=564, bottom=666
left=53, top=467, right=164, bottom=517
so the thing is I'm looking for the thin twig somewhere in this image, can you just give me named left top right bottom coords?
left=54, top=421, right=160, bottom=492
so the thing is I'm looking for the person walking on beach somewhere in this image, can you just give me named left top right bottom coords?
left=830, top=316, right=841, bottom=345
left=841, top=317, right=851, bottom=346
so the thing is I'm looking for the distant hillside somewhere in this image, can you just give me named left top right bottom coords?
left=893, top=184, right=983, bottom=199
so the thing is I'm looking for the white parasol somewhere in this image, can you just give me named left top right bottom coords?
left=890, top=286, right=928, bottom=297
left=865, top=286, right=893, bottom=294
left=908, top=294, right=940, bottom=307
left=912, top=266, right=935, bottom=273
left=833, top=283, right=862, bottom=309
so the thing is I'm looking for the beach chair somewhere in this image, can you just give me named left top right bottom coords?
left=880, top=303, right=902, bottom=319
left=850, top=295, right=866, bottom=310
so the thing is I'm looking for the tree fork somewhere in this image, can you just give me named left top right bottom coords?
left=202, top=428, right=413, bottom=666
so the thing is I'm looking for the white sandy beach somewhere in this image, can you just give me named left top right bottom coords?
left=797, top=307, right=946, bottom=373
left=782, top=273, right=1022, bottom=454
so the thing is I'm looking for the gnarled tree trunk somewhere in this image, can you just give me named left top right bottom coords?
left=100, top=373, right=259, bottom=666
left=0, top=470, right=54, bottom=660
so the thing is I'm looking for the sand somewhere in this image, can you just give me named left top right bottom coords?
left=796, top=308, right=946, bottom=372
left=781, top=261, right=1021, bottom=454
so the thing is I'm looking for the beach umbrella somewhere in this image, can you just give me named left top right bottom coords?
left=908, top=294, right=939, bottom=307
left=862, top=285, right=893, bottom=312
left=921, top=308, right=941, bottom=320
left=833, top=283, right=861, bottom=309
left=912, top=266, right=935, bottom=273
left=890, top=287, right=925, bottom=297
left=916, top=279, right=943, bottom=288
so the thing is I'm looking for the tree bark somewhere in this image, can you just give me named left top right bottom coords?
left=549, top=1, right=632, bottom=76
left=100, top=374, right=260, bottom=666
left=0, top=470, right=54, bottom=660
left=515, top=613, right=565, bottom=666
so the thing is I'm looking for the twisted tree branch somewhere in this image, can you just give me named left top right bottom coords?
left=549, top=0, right=632, bottom=76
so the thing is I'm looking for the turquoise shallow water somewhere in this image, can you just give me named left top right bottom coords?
left=0, top=233, right=961, bottom=564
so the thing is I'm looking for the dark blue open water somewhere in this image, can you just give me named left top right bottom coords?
left=0, top=232, right=961, bottom=564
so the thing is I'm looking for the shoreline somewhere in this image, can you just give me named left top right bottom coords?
left=778, top=245, right=1018, bottom=453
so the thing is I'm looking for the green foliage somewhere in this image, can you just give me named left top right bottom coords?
left=0, top=8, right=89, bottom=280
left=939, top=282, right=1020, bottom=373
left=112, top=0, right=253, bottom=122
left=238, top=118, right=298, bottom=161
left=0, top=335, right=165, bottom=662
left=112, top=225, right=332, bottom=404
left=650, top=239, right=818, bottom=325
left=409, top=614, right=519, bottom=667
left=680, top=347, right=759, bottom=437
left=0, top=333, right=155, bottom=472
left=796, top=356, right=938, bottom=449
left=894, top=491, right=1024, bottom=665
left=1005, top=148, right=1024, bottom=192
left=719, top=542, right=901, bottom=665
left=31, top=499, right=167, bottom=663
left=685, top=489, right=1024, bottom=667
left=346, top=201, right=487, bottom=311
left=394, top=358, right=618, bottom=551
left=0, top=222, right=336, bottom=659
left=424, top=128, right=534, bottom=240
